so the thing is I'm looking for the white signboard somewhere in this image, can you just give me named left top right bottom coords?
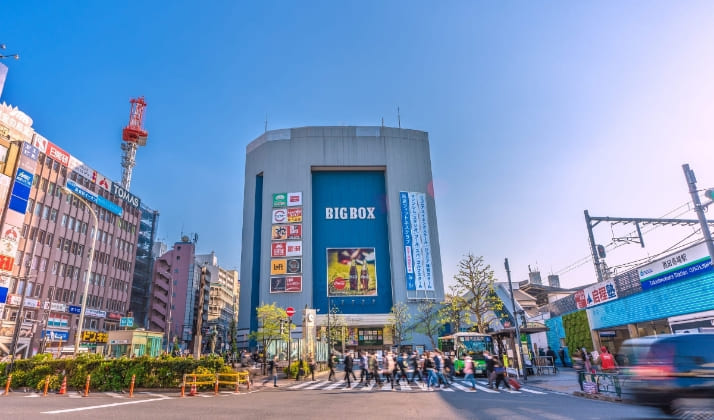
left=399, top=191, right=434, bottom=291
left=287, top=192, right=302, bottom=207
left=286, top=241, right=303, bottom=257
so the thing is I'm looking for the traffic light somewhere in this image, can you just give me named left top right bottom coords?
left=597, top=244, right=607, bottom=259
left=705, top=189, right=714, bottom=201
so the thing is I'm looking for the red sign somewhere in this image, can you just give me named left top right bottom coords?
left=0, top=254, right=14, bottom=271
left=574, top=290, right=587, bottom=309
left=286, top=276, right=302, bottom=292
left=271, top=242, right=286, bottom=257
left=334, top=277, right=346, bottom=290
left=287, top=224, right=302, bottom=239
left=285, top=307, right=295, bottom=317
left=107, top=312, right=121, bottom=320
left=46, top=142, right=70, bottom=167
left=287, top=208, right=302, bottom=223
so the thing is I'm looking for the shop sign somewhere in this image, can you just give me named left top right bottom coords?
left=287, top=208, right=302, bottom=223
left=42, top=301, right=67, bottom=312
left=285, top=276, right=302, bottom=292
left=8, top=294, right=41, bottom=307
left=0, top=255, right=13, bottom=272
left=271, top=242, right=286, bottom=258
left=287, top=192, right=302, bottom=207
left=272, top=208, right=287, bottom=224
left=21, top=142, right=39, bottom=161
left=325, top=207, right=375, bottom=220
left=84, top=308, right=106, bottom=318
left=286, top=258, right=301, bottom=274
left=272, top=193, right=287, bottom=208
left=574, top=280, right=618, bottom=309
left=68, top=305, right=82, bottom=314
left=286, top=241, right=302, bottom=256
left=286, top=224, right=302, bottom=239
left=82, top=331, right=108, bottom=343
left=43, top=330, right=69, bottom=341
left=0, top=224, right=20, bottom=256
left=638, top=242, right=713, bottom=290
left=271, top=225, right=287, bottom=240
left=46, top=141, right=70, bottom=167
left=271, top=259, right=287, bottom=275
left=358, top=328, right=383, bottom=346
left=111, top=183, right=140, bottom=208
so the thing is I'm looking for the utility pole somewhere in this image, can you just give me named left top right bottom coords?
left=584, top=210, right=605, bottom=283
left=504, top=258, right=525, bottom=381
left=683, top=164, right=714, bottom=262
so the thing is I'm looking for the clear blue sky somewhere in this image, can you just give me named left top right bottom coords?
left=3, top=1, right=714, bottom=289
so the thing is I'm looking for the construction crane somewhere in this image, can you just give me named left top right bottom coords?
left=120, top=96, right=148, bottom=190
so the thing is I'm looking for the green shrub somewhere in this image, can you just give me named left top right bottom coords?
left=563, top=310, right=592, bottom=353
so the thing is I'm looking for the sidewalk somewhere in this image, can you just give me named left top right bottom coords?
left=524, top=367, right=624, bottom=403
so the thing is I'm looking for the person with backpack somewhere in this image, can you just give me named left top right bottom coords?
left=493, top=360, right=512, bottom=390
left=463, top=354, right=477, bottom=391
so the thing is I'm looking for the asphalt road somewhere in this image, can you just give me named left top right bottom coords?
left=1, top=383, right=671, bottom=420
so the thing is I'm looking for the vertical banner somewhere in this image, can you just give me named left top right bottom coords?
left=399, top=191, right=434, bottom=291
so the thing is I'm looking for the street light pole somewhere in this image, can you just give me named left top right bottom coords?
left=504, top=258, right=525, bottom=381
left=63, top=188, right=98, bottom=357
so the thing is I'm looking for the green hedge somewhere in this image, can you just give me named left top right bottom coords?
left=563, top=310, right=592, bottom=353
left=0, top=354, right=229, bottom=392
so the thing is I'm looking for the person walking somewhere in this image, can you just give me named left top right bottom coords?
left=444, top=353, right=455, bottom=383
left=369, top=352, right=383, bottom=387
left=424, top=351, right=438, bottom=391
left=408, top=351, right=422, bottom=383
left=359, top=352, right=369, bottom=383
left=269, top=355, right=279, bottom=387
left=484, top=350, right=496, bottom=389
left=493, top=360, right=512, bottom=390
left=308, top=353, right=317, bottom=381
left=344, top=351, right=354, bottom=388
left=328, top=353, right=336, bottom=381
left=396, top=353, right=408, bottom=384
left=295, top=358, right=306, bottom=381
left=434, top=351, right=450, bottom=387
left=384, top=352, right=396, bottom=389
left=463, top=355, right=478, bottom=391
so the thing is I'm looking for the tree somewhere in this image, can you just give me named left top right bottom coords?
left=439, top=287, right=465, bottom=333
left=451, top=253, right=501, bottom=333
left=388, top=302, right=412, bottom=350
left=229, top=317, right=238, bottom=357
left=410, top=300, right=441, bottom=349
left=247, top=303, right=292, bottom=355
left=325, top=302, right=346, bottom=354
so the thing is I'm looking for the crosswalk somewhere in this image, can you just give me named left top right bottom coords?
left=285, top=379, right=549, bottom=395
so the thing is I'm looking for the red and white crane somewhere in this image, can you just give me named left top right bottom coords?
left=120, top=96, right=148, bottom=189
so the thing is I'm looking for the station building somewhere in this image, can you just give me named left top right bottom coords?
left=238, top=126, right=445, bottom=353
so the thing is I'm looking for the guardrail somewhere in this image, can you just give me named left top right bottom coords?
left=181, top=372, right=251, bottom=397
left=579, top=371, right=629, bottom=398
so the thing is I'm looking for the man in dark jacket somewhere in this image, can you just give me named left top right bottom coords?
left=328, top=353, right=336, bottom=381
left=484, top=350, right=496, bottom=388
left=344, top=351, right=354, bottom=388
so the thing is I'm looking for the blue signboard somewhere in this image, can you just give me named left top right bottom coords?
left=119, top=317, right=134, bottom=327
left=0, top=286, right=8, bottom=303
left=15, top=168, right=33, bottom=188
left=65, top=180, right=123, bottom=217
left=42, top=330, right=69, bottom=341
left=68, top=305, right=82, bottom=314
left=399, top=192, right=416, bottom=291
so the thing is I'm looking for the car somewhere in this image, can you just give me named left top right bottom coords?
left=619, top=333, right=714, bottom=415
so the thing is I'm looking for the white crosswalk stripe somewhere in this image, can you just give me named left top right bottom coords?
left=284, top=379, right=551, bottom=395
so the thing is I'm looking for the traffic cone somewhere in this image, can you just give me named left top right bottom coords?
left=58, top=376, right=67, bottom=395
left=189, top=381, right=197, bottom=396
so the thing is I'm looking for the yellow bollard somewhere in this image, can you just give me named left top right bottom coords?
left=4, top=374, right=12, bottom=396
left=129, top=374, right=135, bottom=398
left=83, top=374, right=91, bottom=397
left=43, top=376, right=50, bottom=396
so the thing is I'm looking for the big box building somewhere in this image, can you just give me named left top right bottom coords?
left=238, top=126, right=444, bottom=353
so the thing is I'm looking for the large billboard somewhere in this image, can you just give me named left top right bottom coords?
left=638, top=242, right=712, bottom=290
left=399, top=191, right=434, bottom=291
left=327, top=248, right=377, bottom=297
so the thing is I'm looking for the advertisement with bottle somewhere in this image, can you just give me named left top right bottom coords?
left=326, top=247, right=377, bottom=296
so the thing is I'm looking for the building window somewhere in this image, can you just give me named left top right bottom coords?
left=21, top=224, right=29, bottom=238
left=50, top=209, right=58, bottom=221
left=34, top=203, right=42, bottom=217
left=51, top=261, right=59, bottom=274
left=26, top=199, right=34, bottom=214
left=61, top=214, right=67, bottom=227
left=40, top=258, right=48, bottom=272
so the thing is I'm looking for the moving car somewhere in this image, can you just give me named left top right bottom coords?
left=620, top=333, right=714, bottom=415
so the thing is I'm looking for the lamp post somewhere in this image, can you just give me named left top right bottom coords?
left=62, top=187, right=98, bottom=357
left=504, top=258, right=525, bottom=381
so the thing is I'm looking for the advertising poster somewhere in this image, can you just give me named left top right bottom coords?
left=399, top=191, right=435, bottom=291
left=272, top=193, right=287, bottom=208
left=286, top=258, right=301, bottom=274
left=271, top=242, right=286, bottom=258
left=272, top=208, right=287, bottom=224
left=270, top=277, right=286, bottom=293
left=271, top=259, right=287, bottom=275
left=285, top=276, right=302, bottom=292
left=271, top=225, right=287, bottom=240
left=287, top=207, right=302, bottom=223
left=286, top=224, right=302, bottom=239
left=327, top=248, right=377, bottom=296
left=286, top=241, right=302, bottom=257
left=287, top=192, right=302, bottom=206
left=0, top=224, right=21, bottom=256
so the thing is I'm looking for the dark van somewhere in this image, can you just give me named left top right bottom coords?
left=620, top=333, right=714, bottom=415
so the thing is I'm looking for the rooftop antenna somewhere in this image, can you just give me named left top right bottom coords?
left=381, top=117, right=384, bottom=127
left=397, top=106, right=401, bottom=128
left=264, top=114, right=268, bottom=133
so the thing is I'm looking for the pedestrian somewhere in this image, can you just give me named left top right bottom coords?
left=484, top=350, right=496, bottom=388
left=295, top=358, right=306, bottom=381
left=444, top=353, right=455, bottom=383
left=344, top=351, right=354, bottom=388
left=424, top=351, right=438, bottom=391
left=408, top=351, right=422, bottom=383
left=269, top=355, right=279, bottom=387
left=546, top=346, right=557, bottom=368
left=493, top=360, right=511, bottom=390
left=463, top=354, right=477, bottom=391
left=396, top=353, right=408, bottom=384
left=559, top=347, right=566, bottom=367
left=598, top=346, right=617, bottom=373
left=369, top=352, right=383, bottom=387
left=384, top=352, right=396, bottom=389
left=434, top=351, right=449, bottom=387
left=308, top=353, right=317, bottom=381
left=328, top=353, right=336, bottom=381
left=359, top=352, right=369, bottom=383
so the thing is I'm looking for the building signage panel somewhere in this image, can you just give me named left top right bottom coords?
left=285, top=241, right=302, bottom=257
left=0, top=255, right=13, bottom=271
left=21, top=142, right=39, bottom=161
left=271, top=259, right=287, bottom=275
left=65, top=180, right=123, bottom=217
left=325, top=207, right=375, bottom=220
left=574, top=280, right=618, bottom=309
left=0, top=102, right=34, bottom=141
left=638, top=242, right=713, bottom=290
left=271, top=225, right=287, bottom=240
left=93, top=172, right=111, bottom=191
left=287, top=208, right=302, bottom=223
left=46, top=141, right=70, bottom=167
left=285, top=276, right=302, bottom=292
left=399, top=192, right=434, bottom=291
left=271, top=242, right=286, bottom=258
left=287, top=192, right=302, bottom=207
left=272, top=193, right=287, bottom=208
left=111, top=183, right=140, bottom=208
left=14, top=167, right=33, bottom=189
left=272, top=209, right=287, bottom=224
left=270, top=277, right=285, bottom=293
left=0, top=286, right=7, bottom=304
left=119, top=317, right=134, bottom=327
left=42, top=301, right=67, bottom=312
left=286, top=258, right=301, bottom=274
left=107, top=312, right=121, bottom=320
left=8, top=294, right=41, bottom=307
left=358, top=328, right=383, bottom=346
left=68, top=305, right=82, bottom=314
left=327, top=248, right=377, bottom=297
left=85, top=308, right=107, bottom=318
left=43, top=330, right=69, bottom=341
left=32, top=133, right=48, bottom=153
left=73, top=162, right=93, bottom=180
left=286, top=224, right=302, bottom=239
left=0, top=224, right=20, bottom=256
